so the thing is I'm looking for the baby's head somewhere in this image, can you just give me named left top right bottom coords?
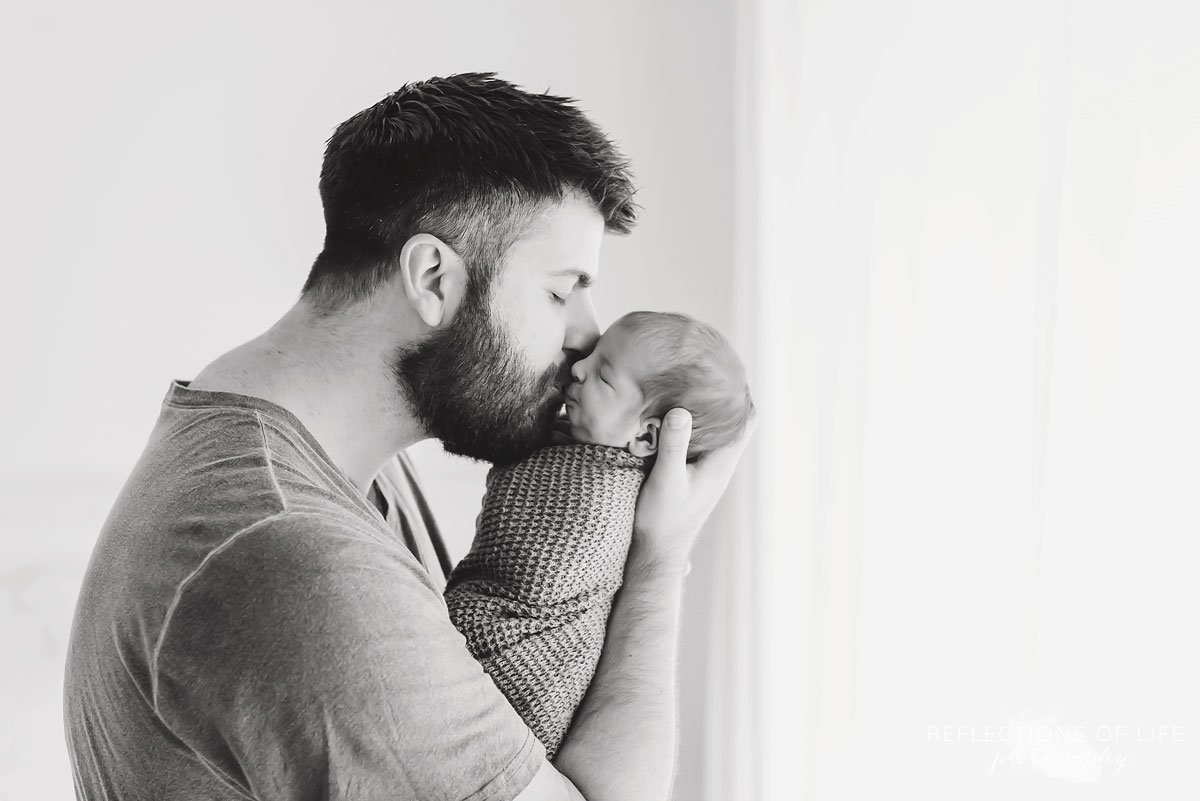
left=563, top=311, right=754, bottom=462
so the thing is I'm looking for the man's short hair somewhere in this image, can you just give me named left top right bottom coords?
left=303, top=73, right=638, bottom=309
left=617, top=311, right=755, bottom=462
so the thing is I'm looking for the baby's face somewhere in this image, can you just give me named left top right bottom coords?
left=564, top=321, right=654, bottom=450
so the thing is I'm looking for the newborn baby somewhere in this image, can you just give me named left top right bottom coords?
left=444, top=311, right=754, bottom=756
left=561, top=311, right=752, bottom=460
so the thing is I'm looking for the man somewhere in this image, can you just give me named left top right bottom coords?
left=64, top=73, right=752, bottom=801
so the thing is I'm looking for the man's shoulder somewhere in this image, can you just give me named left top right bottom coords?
left=177, top=509, right=433, bottom=595
left=131, top=395, right=434, bottom=595
left=151, top=508, right=444, bottom=678
left=87, top=401, right=426, bottom=673
left=135, top=391, right=380, bottom=535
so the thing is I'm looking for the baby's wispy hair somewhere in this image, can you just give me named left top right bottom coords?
left=617, top=311, right=754, bottom=462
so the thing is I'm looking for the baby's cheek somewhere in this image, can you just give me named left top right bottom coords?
left=575, top=405, right=622, bottom=447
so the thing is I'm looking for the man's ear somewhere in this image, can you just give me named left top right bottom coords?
left=628, top=417, right=662, bottom=458
left=397, top=233, right=468, bottom=328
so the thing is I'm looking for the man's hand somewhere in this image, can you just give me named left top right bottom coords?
left=634, top=408, right=757, bottom=566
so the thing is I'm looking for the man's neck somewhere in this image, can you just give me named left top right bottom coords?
left=190, top=300, right=427, bottom=494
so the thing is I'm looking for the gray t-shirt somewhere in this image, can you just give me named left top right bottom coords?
left=63, top=382, right=545, bottom=800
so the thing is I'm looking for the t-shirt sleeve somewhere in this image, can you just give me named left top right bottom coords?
left=151, top=512, right=546, bottom=801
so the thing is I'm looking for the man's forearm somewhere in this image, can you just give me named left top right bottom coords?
left=552, top=541, right=688, bottom=801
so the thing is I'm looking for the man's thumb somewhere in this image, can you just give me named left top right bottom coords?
left=657, top=408, right=692, bottom=465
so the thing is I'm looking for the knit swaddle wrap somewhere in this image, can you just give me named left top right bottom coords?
left=444, top=444, right=648, bottom=757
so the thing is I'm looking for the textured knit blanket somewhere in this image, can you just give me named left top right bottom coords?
left=444, top=444, right=648, bottom=757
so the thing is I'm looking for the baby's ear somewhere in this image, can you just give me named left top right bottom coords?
left=628, top=417, right=662, bottom=458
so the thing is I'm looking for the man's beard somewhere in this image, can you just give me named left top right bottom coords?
left=391, top=279, right=571, bottom=466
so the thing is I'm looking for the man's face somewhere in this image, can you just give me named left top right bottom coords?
left=393, top=196, right=604, bottom=464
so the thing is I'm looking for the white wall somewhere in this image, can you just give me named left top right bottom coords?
left=744, top=1, right=1200, bottom=798
left=0, top=3, right=736, bottom=798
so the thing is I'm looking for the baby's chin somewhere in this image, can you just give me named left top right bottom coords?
left=556, top=402, right=592, bottom=444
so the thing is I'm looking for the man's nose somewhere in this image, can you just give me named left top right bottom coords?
left=563, top=295, right=601, bottom=359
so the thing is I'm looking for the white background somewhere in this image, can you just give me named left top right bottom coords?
left=743, top=0, right=1200, bottom=798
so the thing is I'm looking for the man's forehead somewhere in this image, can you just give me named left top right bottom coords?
left=506, top=196, right=604, bottom=272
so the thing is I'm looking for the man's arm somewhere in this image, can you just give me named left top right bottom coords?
left=550, top=541, right=687, bottom=799
left=544, top=408, right=755, bottom=800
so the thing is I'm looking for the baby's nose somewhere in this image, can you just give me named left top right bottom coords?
left=570, top=359, right=587, bottom=383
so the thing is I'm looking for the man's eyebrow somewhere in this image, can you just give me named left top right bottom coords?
left=548, top=269, right=594, bottom=288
